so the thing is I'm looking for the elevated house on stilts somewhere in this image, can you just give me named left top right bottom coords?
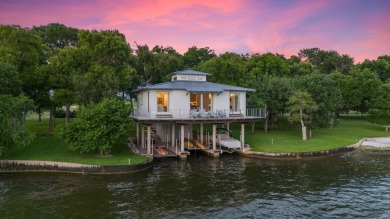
left=131, top=70, right=266, bottom=159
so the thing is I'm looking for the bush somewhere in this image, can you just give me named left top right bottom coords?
left=56, top=98, right=130, bottom=154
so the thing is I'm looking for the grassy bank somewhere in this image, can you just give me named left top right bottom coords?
left=239, top=117, right=389, bottom=153
left=8, top=118, right=148, bottom=166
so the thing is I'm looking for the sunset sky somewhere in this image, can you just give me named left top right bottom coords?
left=1, top=0, right=389, bottom=63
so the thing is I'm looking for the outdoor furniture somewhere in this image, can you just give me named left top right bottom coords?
left=189, top=109, right=199, bottom=118
left=199, top=110, right=209, bottom=118
left=217, top=110, right=227, bottom=118
left=209, top=111, right=217, bottom=118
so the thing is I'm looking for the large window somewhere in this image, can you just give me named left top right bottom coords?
left=190, top=93, right=212, bottom=110
left=230, top=93, right=239, bottom=112
left=157, top=92, right=169, bottom=112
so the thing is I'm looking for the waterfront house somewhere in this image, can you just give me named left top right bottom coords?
left=132, top=70, right=265, bottom=158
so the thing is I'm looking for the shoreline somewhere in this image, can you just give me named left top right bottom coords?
left=1, top=137, right=389, bottom=173
left=0, top=157, right=154, bottom=174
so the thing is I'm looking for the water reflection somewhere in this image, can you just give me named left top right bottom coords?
left=1, top=151, right=390, bottom=218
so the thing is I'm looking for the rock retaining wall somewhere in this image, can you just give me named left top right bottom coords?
left=0, top=158, right=153, bottom=174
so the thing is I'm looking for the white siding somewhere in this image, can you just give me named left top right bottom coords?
left=213, top=92, right=230, bottom=115
left=170, top=90, right=190, bottom=118
left=239, top=92, right=246, bottom=115
left=149, top=91, right=157, bottom=118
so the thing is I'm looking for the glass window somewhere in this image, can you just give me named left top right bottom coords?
left=230, top=93, right=240, bottom=112
left=157, top=92, right=169, bottom=112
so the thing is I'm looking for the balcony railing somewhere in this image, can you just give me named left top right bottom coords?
left=132, top=107, right=267, bottom=120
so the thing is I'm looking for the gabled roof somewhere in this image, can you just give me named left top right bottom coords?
left=169, top=69, right=211, bottom=76
left=135, top=81, right=255, bottom=93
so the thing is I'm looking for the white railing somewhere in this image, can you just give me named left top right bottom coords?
left=132, top=107, right=267, bottom=119
left=246, top=108, right=267, bottom=118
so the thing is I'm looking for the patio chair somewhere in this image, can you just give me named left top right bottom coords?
left=209, top=111, right=217, bottom=118
left=199, top=110, right=209, bottom=118
left=189, top=109, right=199, bottom=118
left=217, top=110, right=227, bottom=118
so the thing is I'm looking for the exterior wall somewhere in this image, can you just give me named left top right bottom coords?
left=149, top=91, right=157, bottom=117
left=170, top=90, right=190, bottom=118
left=213, top=92, right=230, bottom=115
left=137, top=90, right=249, bottom=118
left=239, top=92, right=247, bottom=115
left=137, top=91, right=148, bottom=117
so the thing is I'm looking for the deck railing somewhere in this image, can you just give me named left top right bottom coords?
left=132, top=107, right=266, bottom=119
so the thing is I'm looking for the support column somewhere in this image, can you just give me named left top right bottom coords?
left=141, top=125, right=145, bottom=149
left=136, top=122, right=139, bottom=145
left=226, top=123, right=230, bottom=131
left=147, top=125, right=151, bottom=155
left=241, top=123, right=245, bottom=150
left=200, top=123, right=204, bottom=144
left=171, top=123, right=175, bottom=148
left=200, top=94, right=204, bottom=111
left=212, top=124, right=217, bottom=151
left=180, top=125, right=185, bottom=152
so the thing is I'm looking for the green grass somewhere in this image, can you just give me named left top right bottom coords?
left=238, top=117, right=389, bottom=153
left=8, top=118, right=148, bottom=166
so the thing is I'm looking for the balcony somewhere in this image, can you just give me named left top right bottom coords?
left=131, top=108, right=266, bottom=123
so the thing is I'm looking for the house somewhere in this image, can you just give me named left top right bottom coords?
left=132, top=70, right=266, bottom=158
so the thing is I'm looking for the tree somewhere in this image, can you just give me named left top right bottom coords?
left=246, top=53, right=290, bottom=77
left=249, top=74, right=292, bottom=131
left=0, top=62, right=22, bottom=96
left=298, top=48, right=354, bottom=74
left=349, top=68, right=382, bottom=114
left=0, top=94, right=35, bottom=157
left=49, top=46, right=82, bottom=123
left=369, top=83, right=390, bottom=131
left=287, top=90, right=318, bottom=140
left=359, top=55, right=390, bottom=82
left=0, top=25, right=50, bottom=123
left=32, top=23, right=78, bottom=54
left=149, top=45, right=184, bottom=83
left=182, top=46, right=216, bottom=69
left=57, top=98, right=130, bottom=155
left=294, top=72, right=342, bottom=128
left=196, top=52, right=248, bottom=86
left=75, top=29, right=135, bottom=105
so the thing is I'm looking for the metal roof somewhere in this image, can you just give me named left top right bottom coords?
left=168, top=70, right=211, bottom=76
left=135, top=81, right=255, bottom=93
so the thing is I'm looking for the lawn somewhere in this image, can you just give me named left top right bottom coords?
left=8, top=117, right=148, bottom=166
left=238, top=117, right=389, bottom=153
left=8, top=115, right=389, bottom=161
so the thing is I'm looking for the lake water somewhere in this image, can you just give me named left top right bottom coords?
left=1, top=151, right=390, bottom=218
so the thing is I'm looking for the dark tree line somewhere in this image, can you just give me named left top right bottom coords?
left=1, top=23, right=389, bottom=154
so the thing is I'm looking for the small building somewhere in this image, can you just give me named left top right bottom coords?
left=132, top=70, right=265, bottom=158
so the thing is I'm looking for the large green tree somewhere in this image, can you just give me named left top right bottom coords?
left=196, top=52, right=248, bottom=86
left=369, top=83, right=390, bottom=131
left=32, top=23, right=78, bottom=54
left=49, top=46, right=82, bottom=123
left=75, top=30, right=135, bottom=105
left=182, top=46, right=216, bottom=69
left=0, top=62, right=22, bottom=96
left=298, top=48, right=354, bottom=74
left=0, top=94, right=35, bottom=157
left=359, top=55, right=390, bottom=82
left=57, top=98, right=130, bottom=155
left=294, top=73, right=342, bottom=128
left=246, top=53, right=291, bottom=77
left=0, top=25, right=49, bottom=123
left=249, top=74, right=292, bottom=131
left=349, top=68, right=382, bottom=114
